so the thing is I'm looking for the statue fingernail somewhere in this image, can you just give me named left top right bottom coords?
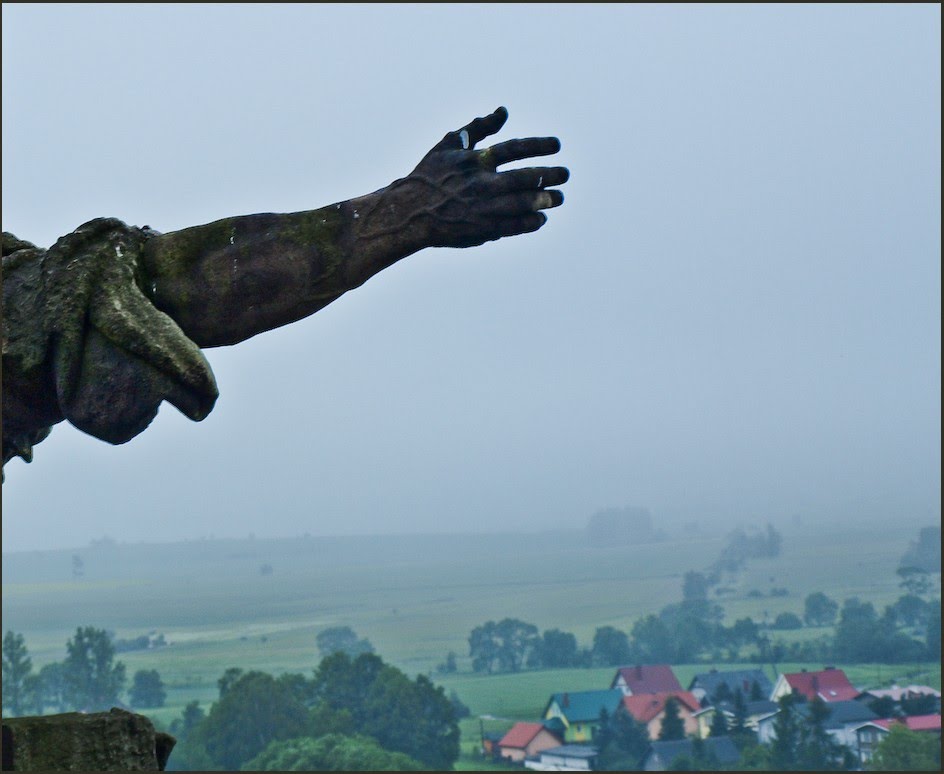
left=459, top=130, right=470, bottom=150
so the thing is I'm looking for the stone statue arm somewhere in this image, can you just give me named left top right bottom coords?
left=141, top=107, right=568, bottom=348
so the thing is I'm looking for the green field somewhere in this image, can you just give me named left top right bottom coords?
left=2, top=519, right=939, bottom=753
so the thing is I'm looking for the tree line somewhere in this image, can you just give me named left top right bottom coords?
left=461, top=579, right=939, bottom=675
left=2, top=627, right=165, bottom=717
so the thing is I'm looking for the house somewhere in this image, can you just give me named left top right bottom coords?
left=770, top=667, right=860, bottom=703
left=757, top=699, right=878, bottom=749
left=641, top=737, right=741, bottom=771
left=611, top=664, right=683, bottom=696
left=543, top=690, right=624, bottom=743
left=498, top=722, right=563, bottom=763
left=688, top=668, right=773, bottom=704
left=853, top=714, right=942, bottom=765
left=524, top=744, right=598, bottom=771
left=620, top=691, right=702, bottom=740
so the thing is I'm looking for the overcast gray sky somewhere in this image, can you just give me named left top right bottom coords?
left=2, top=4, right=940, bottom=551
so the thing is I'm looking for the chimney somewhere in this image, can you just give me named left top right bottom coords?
left=563, top=693, right=569, bottom=708
left=824, top=666, right=835, bottom=671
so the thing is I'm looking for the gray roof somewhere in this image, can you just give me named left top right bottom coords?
left=758, top=700, right=878, bottom=729
left=645, top=737, right=740, bottom=767
left=717, top=698, right=778, bottom=717
left=689, top=668, right=774, bottom=698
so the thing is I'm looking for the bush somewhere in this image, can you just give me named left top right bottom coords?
left=771, top=612, right=803, bottom=630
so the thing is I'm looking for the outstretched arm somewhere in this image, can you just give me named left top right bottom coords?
left=141, top=107, right=569, bottom=348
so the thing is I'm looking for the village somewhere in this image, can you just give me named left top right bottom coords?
left=483, top=664, right=942, bottom=771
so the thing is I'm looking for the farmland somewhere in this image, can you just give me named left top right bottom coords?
left=2, top=517, right=939, bottom=746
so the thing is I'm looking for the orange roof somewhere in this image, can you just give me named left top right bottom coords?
left=874, top=715, right=942, bottom=733
left=499, top=722, right=547, bottom=750
left=784, top=669, right=858, bottom=702
left=622, top=691, right=701, bottom=723
left=613, top=664, right=683, bottom=694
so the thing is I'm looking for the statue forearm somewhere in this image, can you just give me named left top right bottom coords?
left=141, top=183, right=427, bottom=348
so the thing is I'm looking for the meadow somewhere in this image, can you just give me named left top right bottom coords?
left=3, top=517, right=939, bottom=752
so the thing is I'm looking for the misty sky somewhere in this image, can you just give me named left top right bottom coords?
left=2, top=4, right=940, bottom=551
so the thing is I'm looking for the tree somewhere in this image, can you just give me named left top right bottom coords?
left=596, top=708, right=650, bottom=771
left=311, top=651, right=460, bottom=770
left=468, top=618, right=539, bottom=673
left=494, top=618, right=539, bottom=672
left=129, top=668, right=166, bottom=708
left=867, top=723, right=942, bottom=771
left=897, top=566, right=933, bottom=597
left=35, top=662, right=68, bottom=714
left=803, top=592, right=839, bottom=626
left=729, top=688, right=749, bottom=740
left=926, top=604, right=941, bottom=660
left=591, top=626, right=631, bottom=666
left=468, top=621, right=500, bottom=674
left=448, top=689, right=470, bottom=720
left=900, top=693, right=938, bottom=717
left=683, top=571, right=709, bottom=601
left=166, top=700, right=217, bottom=772
left=2, top=630, right=33, bottom=716
left=771, top=612, right=803, bottom=630
left=536, top=628, right=579, bottom=668
left=658, top=696, right=685, bottom=741
left=630, top=615, right=673, bottom=663
left=200, top=670, right=310, bottom=770
left=769, top=694, right=802, bottom=771
left=796, top=696, right=845, bottom=770
left=242, top=733, right=426, bottom=771
left=62, top=626, right=126, bottom=711
left=886, top=594, right=930, bottom=628
left=436, top=651, right=458, bottom=674
left=316, top=626, right=374, bottom=659
left=217, top=667, right=244, bottom=697
left=899, top=526, right=942, bottom=573
left=709, top=707, right=728, bottom=737
left=749, top=679, right=766, bottom=702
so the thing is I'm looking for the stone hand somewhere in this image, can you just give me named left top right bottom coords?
left=391, top=106, right=569, bottom=249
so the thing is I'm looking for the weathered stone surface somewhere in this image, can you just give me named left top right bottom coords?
left=1, top=709, right=175, bottom=771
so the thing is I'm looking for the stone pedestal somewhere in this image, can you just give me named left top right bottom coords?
left=1, top=708, right=175, bottom=771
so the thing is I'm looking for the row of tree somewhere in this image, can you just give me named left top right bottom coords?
left=462, top=581, right=939, bottom=676
left=1, top=628, right=166, bottom=717
left=166, top=651, right=459, bottom=771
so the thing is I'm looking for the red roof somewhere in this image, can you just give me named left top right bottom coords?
left=784, top=669, right=858, bottom=702
left=622, top=691, right=701, bottom=723
left=874, top=715, right=942, bottom=733
left=613, top=664, right=683, bottom=694
left=499, top=722, right=548, bottom=750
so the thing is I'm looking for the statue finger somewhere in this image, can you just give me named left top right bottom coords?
left=435, top=107, right=509, bottom=151
left=494, top=211, right=548, bottom=238
left=485, top=137, right=561, bottom=167
left=461, top=106, right=509, bottom=146
left=495, top=166, right=570, bottom=193
left=491, top=190, right=564, bottom=217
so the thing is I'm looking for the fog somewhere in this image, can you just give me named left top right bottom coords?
left=2, top=4, right=940, bottom=551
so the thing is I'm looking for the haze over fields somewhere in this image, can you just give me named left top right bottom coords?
left=2, top=4, right=940, bottom=551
